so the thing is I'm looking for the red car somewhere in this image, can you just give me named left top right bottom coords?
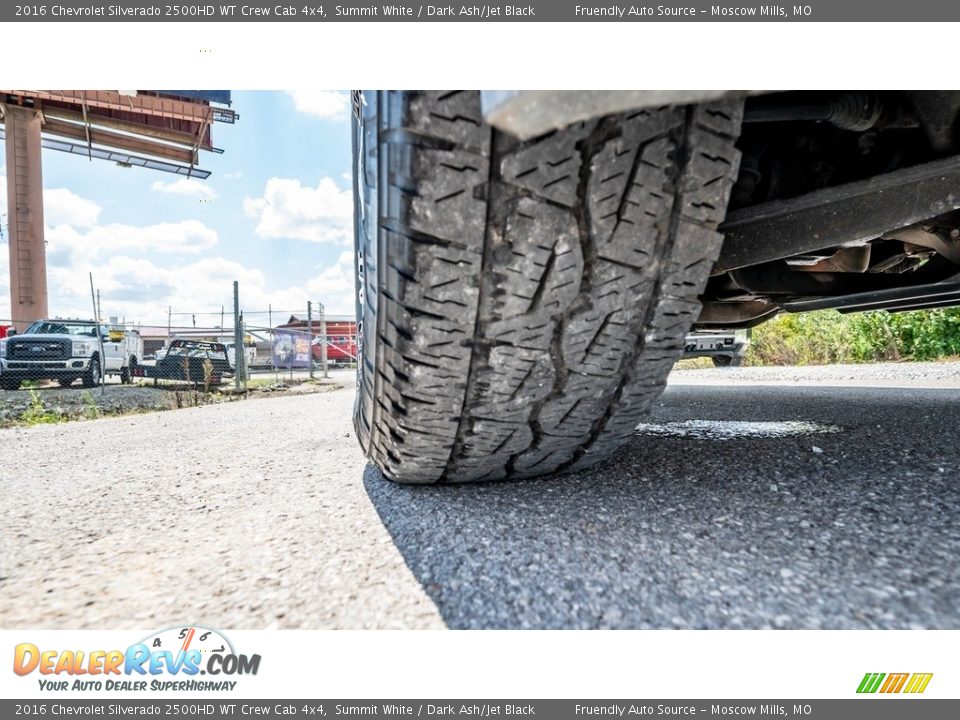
left=311, top=335, right=357, bottom=363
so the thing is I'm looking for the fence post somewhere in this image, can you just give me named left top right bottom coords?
left=233, top=281, right=242, bottom=392
left=89, top=273, right=106, bottom=396
left=307, top=301, right=314, bottom=380
left=319, top=301, right=329, bottom=378
left=240, top=316, right=248, bottom=390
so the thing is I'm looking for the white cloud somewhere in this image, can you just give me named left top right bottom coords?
left=150, top=178, right=217, bottom=200
left=287, top=90, right=350, bottom=121
left=306, top=251, right=356, bottom=315
left=14, top=251, right=315, bottom=328
left=0, top=174, right=101, bottom=229
left=0, top=176, right=355, bottom=326
left=224, top=171, right=244, bottom=180
left=47, top=220, right=218, bottom=262
left=43, top=188, right=102, bottom=228
left=244, top=177, right=352, bottom=245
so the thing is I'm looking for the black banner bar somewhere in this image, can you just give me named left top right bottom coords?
left=3, top=1, right=960, bottom=22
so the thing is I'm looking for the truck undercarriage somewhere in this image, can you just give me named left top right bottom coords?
left=485, top=90, right=960, bottom=328
left=699, top=90, right=960, bottom=327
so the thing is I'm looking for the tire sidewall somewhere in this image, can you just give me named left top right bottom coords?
left=84, top=357, right=101, bottom=388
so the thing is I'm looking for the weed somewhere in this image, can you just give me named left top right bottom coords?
left=81, top=391, right=100, bottom=419
left=21, top=389, right=61, bottom=425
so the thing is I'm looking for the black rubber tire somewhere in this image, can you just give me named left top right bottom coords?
left=0, top=377, right=21, bottom=391
left=712, top=354, right=744, bottom=368
left=120, top=356, right=136, bottom=385
left=58, top=378, right=75, bottom=388
left=353, top=91, right=743, bottom=483
left=82, top=357, right=101, bottom=389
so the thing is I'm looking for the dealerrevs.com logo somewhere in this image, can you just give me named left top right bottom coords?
left=13, top=626, right=260, bottom=692
left=857, top=673, right=933, bottom=694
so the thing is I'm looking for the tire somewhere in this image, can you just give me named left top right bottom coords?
left=0, top=377, right=21, bottom=391
left=353, top=91, right=743, bottom=483
left=120, top=356, right=136, bottom=385
left=82, top=357, right=101, bottom=389
left=58, top=378, right=75, bottom=388
left=712, top=354, right=744, bottom=368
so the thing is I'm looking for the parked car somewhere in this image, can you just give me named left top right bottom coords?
left=311, top=335, right=357, bottom=364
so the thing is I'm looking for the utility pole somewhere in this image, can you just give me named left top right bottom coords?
left=96, top=289, right=102, bottom=322
left=233, top=281, right=242, bottom=391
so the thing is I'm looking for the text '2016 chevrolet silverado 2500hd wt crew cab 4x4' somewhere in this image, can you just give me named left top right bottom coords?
left=0, top=319, right=143, bottom=390
left=351, top=91, right=960, bottom=484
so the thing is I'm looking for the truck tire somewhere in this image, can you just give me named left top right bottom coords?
left=120, top=356, right=137, bottom=385
left=82, top=356, right=102, bottom=389
left=712, top=354, right=743, bottom=368
left=353, top=91, right=743, bottom=483
left=0, top=377, right=21, bottom=391
left=58, top=378, right=75, bottom=388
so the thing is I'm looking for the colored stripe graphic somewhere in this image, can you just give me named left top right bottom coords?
left=904, top=673, right=934, bottom=694
left=857, top=672, right=933, bottom=694
left=880, top=673, right=909, bottom=693
left=857, top=673, right=885, bottom=693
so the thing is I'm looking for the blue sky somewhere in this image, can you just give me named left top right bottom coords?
left=0, top=90, right=355, bottom=327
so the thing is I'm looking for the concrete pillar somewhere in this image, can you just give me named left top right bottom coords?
left=3, top=104, right=47, bottom=330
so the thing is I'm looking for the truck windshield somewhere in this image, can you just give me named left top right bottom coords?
left=24, top=321, right=98, bottom=337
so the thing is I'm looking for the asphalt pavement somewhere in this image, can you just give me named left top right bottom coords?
left=368, top=378, right=960, bottom=628
left=1, top=363, right=958, bottom=629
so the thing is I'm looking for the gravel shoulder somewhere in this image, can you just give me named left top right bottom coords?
left=670, top=360, right=960, bottom=388
left=0, top=371, right=442, bottom=629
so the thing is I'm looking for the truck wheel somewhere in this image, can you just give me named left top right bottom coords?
left=0, top=377, right=21, bottom=391
left=82, top=357, right=102, bottom=388
left=58, top=378, right=75, bottom=388
left=354, top=91, right=743, bottom=483
left=120, top=356, right=136, bottom=384
left=712, top=354, right=743, bottom=368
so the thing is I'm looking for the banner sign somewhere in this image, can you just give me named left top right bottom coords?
left=271, top=331, right=310, bottom=368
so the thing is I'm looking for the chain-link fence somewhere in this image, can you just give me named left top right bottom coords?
left=0, top=282, right=356, bottom=400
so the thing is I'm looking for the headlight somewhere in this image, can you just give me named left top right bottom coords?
left=72, top=341, right=90, bottom=356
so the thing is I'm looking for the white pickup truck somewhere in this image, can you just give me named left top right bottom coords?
left=0, top=319, right=143, bottom=390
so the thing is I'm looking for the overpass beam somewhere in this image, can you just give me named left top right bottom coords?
left=3, top=104, right=47, bottom=330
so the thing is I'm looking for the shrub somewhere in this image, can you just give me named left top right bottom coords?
left=747, top=308, right=960, bottom=365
